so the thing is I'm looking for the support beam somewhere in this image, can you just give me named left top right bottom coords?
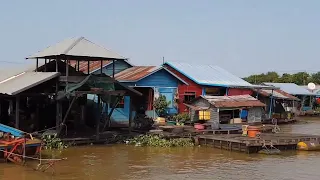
left=112, top=60, right=115, bottom=78
left=75, top=90, right=126, bottom=96
left=77, top=60, right=80, bottom=72
left=44, top=59, right=47, bottom=72
left=128, top=96, right=133, bottom=133
left=100, top=60, right=103, bottom=75
left=55, top=57, right=58, bottom=72
left=9, top=100, right=13, bottom=115
left=36, top=58, right=39, bottom=72
left=56, top=101, right=61, bottom=132
left=87, top=61, right=90, bottom=75
left=15, top=96, right=20, bottom=129
left=102, top=97, right=120, bottom=131
left=65, top=58, right=69, bottom=90
left=268, top=89, right=274, bottom=119
left=96, top=95, right=101, bottom=140
left=57, top=95, right=77, bottom=136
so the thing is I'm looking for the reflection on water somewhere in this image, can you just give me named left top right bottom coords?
left=0, top=120, right=320, bottom=180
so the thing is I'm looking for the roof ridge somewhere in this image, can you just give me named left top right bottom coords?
left=63, top=37, right=84, bottom=55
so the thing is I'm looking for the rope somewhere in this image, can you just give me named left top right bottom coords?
left=0, top=149, right=66, bottom=161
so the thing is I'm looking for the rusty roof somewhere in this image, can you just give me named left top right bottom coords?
left=115, top=66, right=188, bottom=84
left=257, top=89, right=300, bottom=101
left=69, top=60, right=112, bottom=74
left=192, top=95, right=266, bottom=108
left=115, top=66, right=158, bottom=81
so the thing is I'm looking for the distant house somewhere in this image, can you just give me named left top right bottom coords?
left=253, top=88, right=300, bottom=119
left=263, top=83, right=316, bottom=111
left=113, top=66, right=188, bottom=123
left=300, top=85, right=320, bottom=97
left=186, top=95, right=266, bottom=127
left=163, top=62, right=260, bottom=113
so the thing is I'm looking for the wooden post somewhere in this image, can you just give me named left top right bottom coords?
left=36, top=103, right=39, bottom=131
left=44, top=58, right=47, bottom=72
left=100, top=60, right=103, bottom=75
left=80, top=105, right=85, bottom=125
left=66, top=58, right=69, bottom=90
left=55, top=57, right=58, bottom=72
left=36, top=58, right=38, bottom=72
left=9, top=100, right=13, bottom=115
left=77, top=60, right=80, bottom=71
left=15, top=96, right=20, bottom=129
left=96, top=95, right=101, bottom=140
left=87, top=61, right=90, bottom=74
left=128, top=96, right=133, bottom=133
left=56, top=101, right=61, bottom=132
left=112, top=60, right=115, bottom=78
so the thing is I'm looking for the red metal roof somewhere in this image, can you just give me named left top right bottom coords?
left=69, top=60, right=112, bottom=74
left=114, top=66, right=158, bottom=82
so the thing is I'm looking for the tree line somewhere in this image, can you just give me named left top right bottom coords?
left=243, top=71, right=320, bottom=85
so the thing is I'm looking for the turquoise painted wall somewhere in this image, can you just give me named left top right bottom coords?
left=92, top=60, right=132, bottom=76
left=87, top=60, right=132, bottom=125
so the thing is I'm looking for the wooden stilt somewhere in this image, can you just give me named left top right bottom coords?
left=96, top=95, right=101, bottom=140
left=128, top=97, right=133, bottom=133
left=15, top=96, right=20, bottom=129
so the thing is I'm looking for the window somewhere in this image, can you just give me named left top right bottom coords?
left=199, top=110, right=211, bottom=120
left=116, top=96, right=125, bottom=108
left=183, top=92, right=196, bottom=103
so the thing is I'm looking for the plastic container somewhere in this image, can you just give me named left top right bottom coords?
left=194, top=123, right=205, bottom=130
left=247, top=126, right=261, bottom=138
left=166, top=121, right=176, bottom=126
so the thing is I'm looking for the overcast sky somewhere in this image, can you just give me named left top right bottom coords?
left=0, top=0, right=319, bottom=77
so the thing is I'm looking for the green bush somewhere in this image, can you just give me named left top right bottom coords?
left=41, top=134, right=68, bottom=150
left=127, top=134, right=194, bottom=147
left=173, top=113, right=190, bottom=123
left=153, top=95, right=171, bottom=117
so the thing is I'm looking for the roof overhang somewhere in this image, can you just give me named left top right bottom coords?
left=0, top=72, right=60, bottom=96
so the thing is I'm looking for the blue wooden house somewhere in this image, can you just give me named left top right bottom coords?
left=111, top=66, right=188, bottom=125
left=69, top=60, right=134, bottom=126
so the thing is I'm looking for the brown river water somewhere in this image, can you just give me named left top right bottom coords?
left=0, top=120, right=320, bottom=180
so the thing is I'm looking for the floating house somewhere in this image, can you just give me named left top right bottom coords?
left=20, top=36, right=142, bottom=139
left=163, top=62, right=267, bottom=113
left=253, top=89, right=300, bottom=120
left=113, top=66, right=188, bottom=123
left=263, top=83, right=316, bottom=111
left=186, top=95, right=266, bottom=127
left=301, top=85, right=320, bottom=104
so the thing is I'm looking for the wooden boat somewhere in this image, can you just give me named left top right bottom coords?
left=0, top=124, right=42, bottom=163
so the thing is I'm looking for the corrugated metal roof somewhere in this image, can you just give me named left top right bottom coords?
left=69, top=60, right=112, bottom=74
left=114, top=66, right=188, bottom=85
left=263, top=83, right=315, bottom=96
left=115, top=66, right=159, bottom=81
left=259, top=89, right=300, bottom=100
left=0, top=72, right=60, bottom=95
left=300, top=85, right=320, bottom=94
left=197, top=95, right=266, bottom=108
left=0, top=61, right=47, bottom=82
left=27, top=37, right=126, bottom=60
left=164, top=62, right=252, bottom=87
